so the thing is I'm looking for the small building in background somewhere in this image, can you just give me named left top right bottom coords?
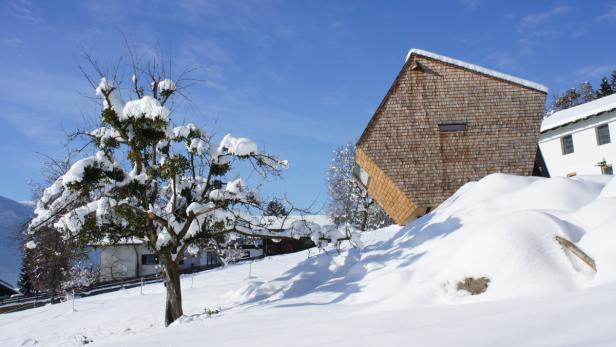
left=0, top=279, right=18, bottom=298
left=539, top=93, right=616, bottom=177
left=225, top=215, right=334, bottom=260
left=91, top=238, right=221, bottom=283
left=262, top=215, right=332, bottom=256
left=355, top=49, right=547, bottom=225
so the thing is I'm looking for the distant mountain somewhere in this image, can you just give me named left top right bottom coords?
left=0, top=195, right=34, bottom=287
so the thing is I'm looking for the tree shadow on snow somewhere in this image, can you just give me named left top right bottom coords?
left=241, top=214, right=462, bottom=308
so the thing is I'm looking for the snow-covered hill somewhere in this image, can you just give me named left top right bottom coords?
left=0, top=195, right=33, bottom=287
left=1, top=174, right=615, bottom=346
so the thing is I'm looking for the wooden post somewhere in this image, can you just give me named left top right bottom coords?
left=555, top=236, right=597, bottom=272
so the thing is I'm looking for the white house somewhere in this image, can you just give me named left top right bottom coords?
left=539, top=94, right=616, bottom=177
left=91, top=238, right=221, bottom=283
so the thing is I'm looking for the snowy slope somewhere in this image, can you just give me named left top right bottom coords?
left=0, top=195, right=33, bottom=287
left=1, top=174, right=616, bottom=346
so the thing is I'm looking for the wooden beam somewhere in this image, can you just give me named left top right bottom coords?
left=555, top=236, right=597, bottom=272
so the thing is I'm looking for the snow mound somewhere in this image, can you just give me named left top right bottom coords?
left=233, top=174, right=616, bottom=308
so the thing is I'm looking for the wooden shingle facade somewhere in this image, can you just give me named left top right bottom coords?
left=356, top=49, right=547, bottom=224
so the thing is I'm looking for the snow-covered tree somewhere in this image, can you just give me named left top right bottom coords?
left=548, top=87, right=581, bottom=113
left=22, top=155, right=86, bottom=297
left=62, top=261, right=98, bottom=291
left=22, top=225, right=78, bottom=297
left=596, top=77, right=613, bottom=98
left=327, top=142, right=392, bottom=231
left=578, top=81, right=596, bottom=104
left=27, top=59, right=359, bottom=326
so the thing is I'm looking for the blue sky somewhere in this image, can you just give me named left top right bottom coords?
left=1, top=0, right=616, bottom=209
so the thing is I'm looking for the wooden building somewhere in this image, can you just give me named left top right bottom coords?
left=0, top=279, right=17, bottom=298
left=355, top=49, right=547, bottom=225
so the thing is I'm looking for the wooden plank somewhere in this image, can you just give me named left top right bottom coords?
left=555, top=236, right=597, bottom=272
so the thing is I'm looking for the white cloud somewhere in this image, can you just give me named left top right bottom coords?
left=519, top=6, right=571, bottom=30
left=597, top=4, right=616, bottom=22
left=7, top=0, right=38, bottom=22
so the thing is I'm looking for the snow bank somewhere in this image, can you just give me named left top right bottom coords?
left=234, top=174, right=616, bottom=308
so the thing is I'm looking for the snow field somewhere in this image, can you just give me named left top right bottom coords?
left=2, top=173, right=616, bottom=346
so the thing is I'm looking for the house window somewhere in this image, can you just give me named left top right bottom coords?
left=561, top=135, right=574, bottom=155
left=141, top=254, right=159, bottom=265
left=602, top=165, right=613, bottom=175
left=206, top=252, right=219, bottom=265
left=353, top=163, right=370, bottom=188
left=438, top=123, right=467, bottom=133
left=596, top=124, right=611, bottom=145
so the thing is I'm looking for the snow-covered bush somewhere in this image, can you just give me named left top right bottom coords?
left=327, top=142, right=392, bottom=230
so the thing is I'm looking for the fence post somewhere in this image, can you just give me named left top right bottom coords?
left=140, top=278, right=144, bottom=295
left=72, top=290, right=76, bottom=312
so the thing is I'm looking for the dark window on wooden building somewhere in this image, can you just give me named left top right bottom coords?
left=561, top=135, right=574, bottom=155
left=596, top=124, right=611, bottom=145
left=438, top=123, right=467, bottom=133
left=141, top=254, right=159, bottom=265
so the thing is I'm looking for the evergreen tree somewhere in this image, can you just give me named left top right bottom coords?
left=23, top=155, right=85, bottom=296
left=326, top=142, right=392, bottom=231
left=611, top=70, right=616, bottom=93
left=265, top=199, right=288, bottom=217
left=596, top=77, right=613, bottom=98
left=16, top=262, right=33, bottom=294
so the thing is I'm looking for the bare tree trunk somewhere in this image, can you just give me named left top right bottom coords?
left=360, top=200, right=370, bottom=231
left=162, top=255, right=183, bottom=326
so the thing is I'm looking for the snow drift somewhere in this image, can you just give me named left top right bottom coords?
left=233, top=173, right=615, bottom=308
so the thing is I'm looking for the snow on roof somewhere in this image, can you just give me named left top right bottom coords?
left=406, top=49, right=548, bottom=93
left=90, top=237, right=144, bottom=247
left=260, top=214, right=333, bottom=230
left=541, top=93, right=616, bottom=132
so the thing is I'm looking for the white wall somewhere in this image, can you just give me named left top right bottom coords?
left=99, top=245, right=141, bottom=282
left=98, top=244, right=220, bottom=282
left=539, top=110, right=616, bottom=177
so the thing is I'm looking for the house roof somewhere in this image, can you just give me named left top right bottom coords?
left=0, top=279, right=17, bottom=293
left=541, top=93, right=616, bottom=133
left=407, top=49, right=548, bottom=93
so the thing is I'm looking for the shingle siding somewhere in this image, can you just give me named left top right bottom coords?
left=357, top=53, right=546, bottom=224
